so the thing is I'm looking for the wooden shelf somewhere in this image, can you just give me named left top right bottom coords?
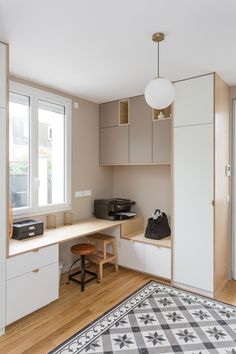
left=153, top=117, right=171, bottom=122
left=121, top=232, right=171, bottom=249
left=119, top=99, right=129, bottom=125
left=152, top=105, right=172, bottom=121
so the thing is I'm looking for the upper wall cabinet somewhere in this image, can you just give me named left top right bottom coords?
left=99, top=101, right=119, bottom=128
left=173, top=74, right=214, bottom=127
left=99, top=96, right=171, bottom=165
left=0, top=43, right=7, bottom=109
left=99, top=99, right=130, bottom=164
left=129, top=96, right=152, bottom=163
left=100, top=125, right=129, bottom=164
left=153, top=119, right=171, bottom=164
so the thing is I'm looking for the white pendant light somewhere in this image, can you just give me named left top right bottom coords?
left=145, top=32, right=175, bottom=109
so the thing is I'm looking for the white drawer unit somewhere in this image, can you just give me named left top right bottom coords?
left=7, top=262, right=59, bottom=325
left=144, top=244, right=171, bottom=279
left=7, top=244, right=58, bottom=280
left=6, top=244, right=59, bottom=325
left=118, top=239, right=145, bottom=272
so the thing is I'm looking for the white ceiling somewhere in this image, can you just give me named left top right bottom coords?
left=0, top=0, right=235, bottom=103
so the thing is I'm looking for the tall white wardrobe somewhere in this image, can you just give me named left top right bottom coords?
left=0, top=42, right=8, bottom=335
left=173, top=73, right=230, bottom=297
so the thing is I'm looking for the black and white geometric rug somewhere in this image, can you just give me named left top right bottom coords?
left=49, top=281, right=236, bottom=354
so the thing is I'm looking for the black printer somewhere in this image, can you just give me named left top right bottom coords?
left=94, top=198, right=136, bottom=221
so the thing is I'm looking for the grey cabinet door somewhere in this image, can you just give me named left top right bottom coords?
left=100, top=126, right=129, bottom=164
left=99, top=101, right=119, bottom=128
left=153, top=119, right=171, bottom=163
left=129, top=96, right=152, bottom=163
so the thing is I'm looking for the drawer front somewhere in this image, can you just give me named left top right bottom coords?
left=118, top=239, right=145, bottom=272
left=145, top=244, right=171, bottom=279
left=7, top=244, right=59, bottom=280
left=7, top=262, right=59, bottom=325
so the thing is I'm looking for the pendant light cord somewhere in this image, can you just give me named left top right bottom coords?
left=157, top=41, right=160, bottom=78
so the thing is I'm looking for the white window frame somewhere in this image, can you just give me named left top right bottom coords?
left=10, top=81, right=72, bottom=218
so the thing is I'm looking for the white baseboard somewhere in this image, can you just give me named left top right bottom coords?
left=173, top=281, right=214, bottom=298
left=0, top=328, right=5, bottom=336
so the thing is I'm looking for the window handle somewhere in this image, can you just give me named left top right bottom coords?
left=34, top=177, right=40, bottom=189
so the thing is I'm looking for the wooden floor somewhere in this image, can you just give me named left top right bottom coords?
left=0, top=265, right=236, bottom=354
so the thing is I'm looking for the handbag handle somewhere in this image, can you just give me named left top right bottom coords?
left=152, top=209, right=161, bottom=220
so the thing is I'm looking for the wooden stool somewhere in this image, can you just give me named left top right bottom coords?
left=86, top=233, right=118, bottom=282
left=67, top=243, right=97, bottom=292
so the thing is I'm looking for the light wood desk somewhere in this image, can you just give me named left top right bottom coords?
left=6, top=215, right=172, bottom=326
left=8, top=216, right=144, bottom=257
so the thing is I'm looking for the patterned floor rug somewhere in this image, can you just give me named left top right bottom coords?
left=49, top=281, right=236, bottom=354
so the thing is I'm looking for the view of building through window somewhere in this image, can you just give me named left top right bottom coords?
left=38, top=100, right=65, bottom=206
left=9, top=92, right=30, bottom=208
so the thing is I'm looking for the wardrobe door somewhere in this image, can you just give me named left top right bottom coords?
left=173, top=74, right=214, bottom=127
left=173, top=124, right=214, bottom=294
left=0, top=42, right=8, bottom=334
left=129, top=96, right=152, bottom=163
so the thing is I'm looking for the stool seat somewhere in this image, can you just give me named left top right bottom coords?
left=71, top=243, right=96, bottom=256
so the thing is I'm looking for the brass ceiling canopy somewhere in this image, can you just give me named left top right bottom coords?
left=152, top=32, right=165, bottom=43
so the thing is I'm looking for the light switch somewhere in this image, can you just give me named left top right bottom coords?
left=74, top=102, right=79, bottom=109
left=75, top=191, right=83, bottom=198
left=84, top=190, right=92, bottom=197
left=225, top=165, right=231, bottom=177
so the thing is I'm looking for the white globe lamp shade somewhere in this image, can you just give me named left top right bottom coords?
left=145, top=77, right=175, bottom=109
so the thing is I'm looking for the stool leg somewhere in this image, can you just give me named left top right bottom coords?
left=81, top=256, right=85, bottom=292
left=67, top=257, right=81, bottom=285
left=99, top=262, right=103, bottom=283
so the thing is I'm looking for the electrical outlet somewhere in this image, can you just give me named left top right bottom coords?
left=83, top=190, right=92, bottom=197
left=75, top=191, right=83, bottom=198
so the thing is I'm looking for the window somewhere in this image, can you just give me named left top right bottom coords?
left=9, top=82, right=72, bottom=217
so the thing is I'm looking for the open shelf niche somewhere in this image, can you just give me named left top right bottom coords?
left=119, top=99, right=129, bottom=125
left=152, top=104, right=172, bottom=121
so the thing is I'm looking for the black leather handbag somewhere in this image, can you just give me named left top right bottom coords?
left=145, top=209, right=171, bottom=240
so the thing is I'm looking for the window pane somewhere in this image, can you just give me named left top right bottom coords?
left=38, top=100, right=65, bottom=206
left=9, top=92, right=30, bottom=208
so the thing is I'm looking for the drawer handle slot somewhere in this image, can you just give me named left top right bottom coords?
left=29, top=226, right=36, bottom=230
left=32, top=269, right=39, bottom=273
left=29, top=232, right=35, bottom=236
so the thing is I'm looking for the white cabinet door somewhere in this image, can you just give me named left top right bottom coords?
left=0, top=43, right=7, bottom=109
left=7, top=262, right=59, bottom=325
left=118, top=239, right=144, bottom=272
left=145, top=245, right=171, bottom=279
left=173, top=74, right=214, bottom=127
left=173, top=124, right=214, bottom=293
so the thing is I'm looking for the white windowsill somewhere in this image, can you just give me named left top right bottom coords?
left=13, top=204, right=72, bottom=221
